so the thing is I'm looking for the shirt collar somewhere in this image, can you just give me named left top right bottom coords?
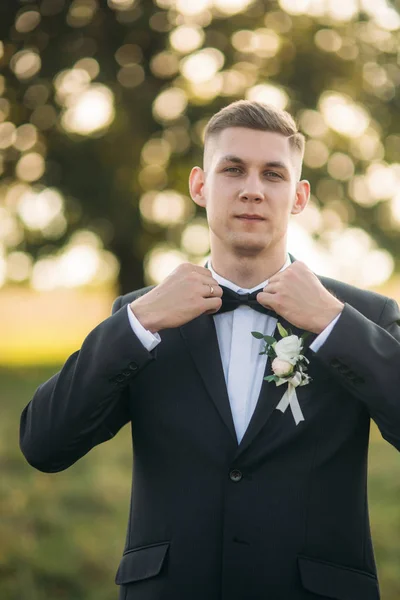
left=207, top=255, right=292, bottom=294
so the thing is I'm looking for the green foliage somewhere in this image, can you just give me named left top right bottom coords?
left=264, top=374, right=280, bottom=382
left=2, top=366, right=400, bottom=599
left=277, top=322, right=289, bottom=338
left=251, top=331, right=265, bottom=339
left=0, top=1, right=399, bottom=293
left=0, top=366, right=132, bottom=600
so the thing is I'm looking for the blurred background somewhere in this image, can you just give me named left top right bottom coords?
left=0, top=0, right=399, bottom=598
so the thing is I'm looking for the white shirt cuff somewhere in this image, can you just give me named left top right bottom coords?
left=126, top=304, right=161, bottom=352
left=309, top=313, right=341, bottom=353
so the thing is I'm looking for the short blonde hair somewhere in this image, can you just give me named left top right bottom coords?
left=204, top=100, right=305, bottom=159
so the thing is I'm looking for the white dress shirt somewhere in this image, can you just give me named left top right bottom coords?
left=127, top=258, right=340, bottom=443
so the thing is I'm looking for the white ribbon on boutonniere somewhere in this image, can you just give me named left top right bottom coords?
left=251, top=322, right=312, bottom=425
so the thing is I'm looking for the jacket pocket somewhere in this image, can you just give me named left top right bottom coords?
left=115, top=542, right=170, bottom=585
left=298, top=555, right=379, bottom=600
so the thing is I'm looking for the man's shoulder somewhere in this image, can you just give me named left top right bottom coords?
left=318, top=274, right=390, bottom=320
left=112, top=285, right=156, bottom=314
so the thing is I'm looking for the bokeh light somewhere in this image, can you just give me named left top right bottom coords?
left=15, top=153, right=45, bottom=182
left=145, top=245, right=188, bottom=284
left=0, top=122, right=17, bottom=149
left=61, top=85, right=115, bottom=135
left=170, top=26, right=205, bottom=54
left=181, top=220, right=210, bottom=255
left=13, top=124, right=38, bottom=151
left=31, top=230, right=119, bottom=291
left=180, top=48, right=224, bottom=84
left=10, top=50, right=41, bottom=80
left=153, top=88, right=188, bottom=121
left=15, top=10, right=41, bottom=33
left=214, top=0, right=254, bottom=15
left=139, top=190, right=194, bottom=225
left=246, top=84, right=289, bottom=110
left=319, top=92, right=370, bottom=138
left=0, top=0, right=398, bottom=301
left=17, top=188, right=64, bottom=230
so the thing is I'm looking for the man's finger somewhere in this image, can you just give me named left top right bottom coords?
left=262, top=282, right=278, bottom=293
left=204, top=297, right=223, bottom=314
left=203, top=281, right=223, bottom=297
left=190, top=265, right=214, bottom=276
left=256, top=291, right=277, bottom=308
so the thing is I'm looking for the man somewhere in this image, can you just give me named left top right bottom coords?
left=20, top=101, right=400, bottom=600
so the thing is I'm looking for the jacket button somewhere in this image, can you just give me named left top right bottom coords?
left=128, top=362, right=138, bottom=371
left=115, top=374, right=125, bottom=383
left=229, top=469, right=243, bottom=482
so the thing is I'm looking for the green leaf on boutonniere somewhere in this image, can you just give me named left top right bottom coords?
left=264, top=374, right=280, bottom=383
left=301, top=332, right=311, bottom=341
left=263, top=335, right=276, bottom=345
left=251, top=331, right=264, bottom=339
left=277, top=322, right=289, bottom=338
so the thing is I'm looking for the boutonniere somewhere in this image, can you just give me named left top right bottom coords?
left=251, top=323, right=312, bottom=425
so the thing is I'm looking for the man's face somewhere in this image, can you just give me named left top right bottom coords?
left=189, top=127, right=309, bottom=258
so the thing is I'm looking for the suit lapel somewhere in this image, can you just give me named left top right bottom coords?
left=234, top=317, right=317, bottom=458
left=180, top=314, right=237, bottom=444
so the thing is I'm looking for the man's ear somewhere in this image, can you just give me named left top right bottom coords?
left=189, top=166, right=206, bottom=208
left=291, top=180, right=310, bottom=215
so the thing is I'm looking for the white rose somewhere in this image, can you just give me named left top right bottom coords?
left=274, top=335, right=303, bottom=364
left=272, top=358, right=294, bottom=377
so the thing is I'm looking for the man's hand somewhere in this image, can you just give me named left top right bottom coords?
left=129, top=263, right=223, bottom=333
left=257, top=261, right=344, bottom=334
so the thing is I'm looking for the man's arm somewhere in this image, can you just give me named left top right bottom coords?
left=314, top=298, right=400, bottom=451
left=19, top=263, right=223, bottom=473
left=19, top=305, right=155, bottom=473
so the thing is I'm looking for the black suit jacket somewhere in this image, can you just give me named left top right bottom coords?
left=20, top=274, right=400, bottom=600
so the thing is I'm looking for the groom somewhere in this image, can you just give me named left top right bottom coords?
left=20, top=100, right=400, bottom=600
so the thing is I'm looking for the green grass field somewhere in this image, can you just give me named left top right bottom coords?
left=1, top=366, right=399, bottom=599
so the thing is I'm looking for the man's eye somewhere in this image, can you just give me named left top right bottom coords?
left=224, top=167, right=242, bottom=174
left=265, top=171, right=282, bottom=179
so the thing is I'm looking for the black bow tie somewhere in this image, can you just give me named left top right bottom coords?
left=217, top=285, right=278, bottom=318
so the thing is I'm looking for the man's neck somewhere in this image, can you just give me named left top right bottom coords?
left=210, top=249, right=288, bottom=289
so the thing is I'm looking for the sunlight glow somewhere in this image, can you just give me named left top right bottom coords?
left=61, top=84, right=115, bottom=135
left=140, top=190, right=192, bottom=225
left=153, top=88, right=188, bottom=121
left=180, top=48, right=224, bottom=84
left=214, top=0, right=254, bottom=15
left=17, top=188, right=64, bottom=230
left=366, top=163, right=399, bottom=200
left=175, top=0, right=212, bottom=15
left=181, top=221, right=210, bottom=255
left=13, top=124, right=38, bottom=151
left=289, top=222, right=394, bottom=287
left=15, top=153, right=45, bottom=182
left=319, top=92, right=370, bottom=138
left=170, top=26, right=204, bottom=54
left=246, top=84, right=289, bottom=110
left=6, top=251, right=33, bottom=282
left=30, top=231, right=119, bottom=290
left=146, top=246, right=188, bottom=284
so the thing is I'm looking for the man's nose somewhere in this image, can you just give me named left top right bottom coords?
left=239, top=175, right=264, bottom=202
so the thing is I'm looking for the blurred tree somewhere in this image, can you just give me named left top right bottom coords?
left=0, top=0, right=399, bottom=294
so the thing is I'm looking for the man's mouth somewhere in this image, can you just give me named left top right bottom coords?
left=236, top=214, right=265, bottom=221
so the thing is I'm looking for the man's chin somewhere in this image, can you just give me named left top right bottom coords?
left=230, top=240, right=269, bottom=257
